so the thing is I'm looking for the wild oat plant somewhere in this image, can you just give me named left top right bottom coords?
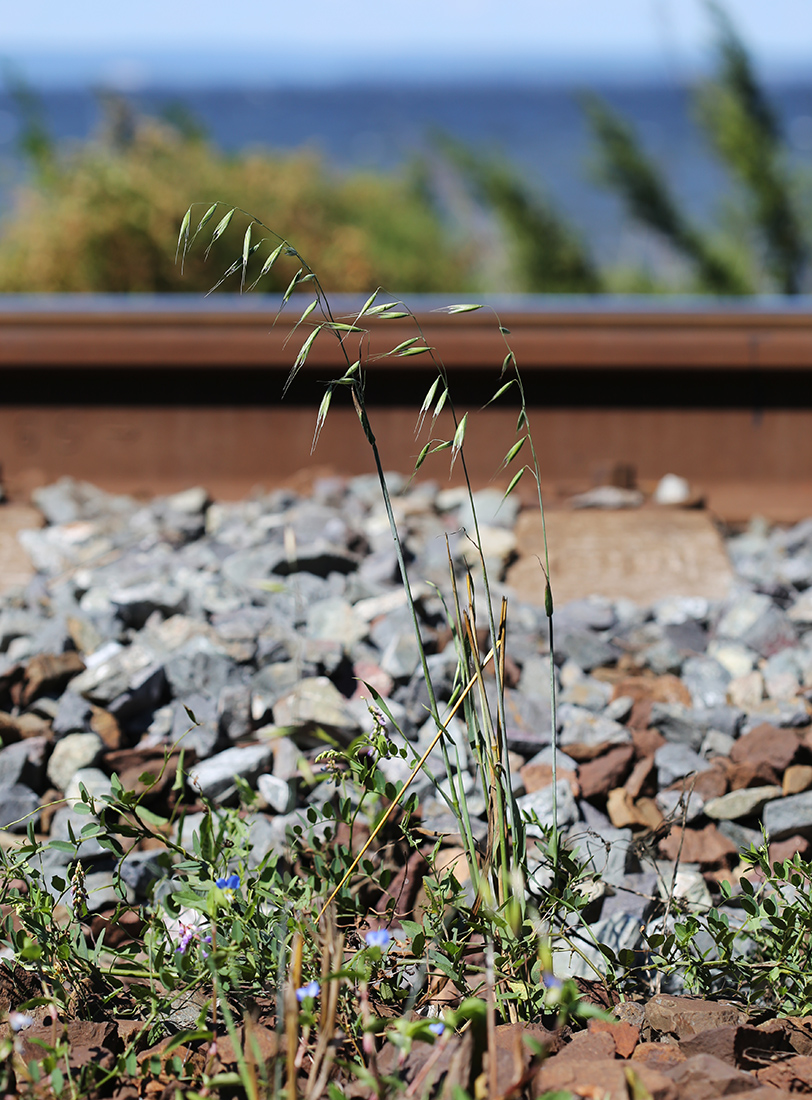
left=0, top=202, right=726, bottom=1099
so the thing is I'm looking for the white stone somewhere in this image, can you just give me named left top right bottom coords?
left=788, top=591, right=812, bottom=627
left=706, top=640, right=756, bottom=679
left=166, top=486, right=208, bottom=514
left=65, top=768, right=113, bottom=807
left=655, top=863, right=713, bottom=910
left=47, top=733, right=104, bottom=793
left=654, top=474, right=691, bottom=506
left=460, top=525, right=516, bottom=570
left=558, top=660, right=585, bottom=689
left=653, top=595, right=709, bottom=625
left=570, top=486, right=643, bottom=509
left=726, top=670, right=764, bottom=710
left=704, top=785, right=783, bottom=821
left=257, top=773, right=295, bottom=814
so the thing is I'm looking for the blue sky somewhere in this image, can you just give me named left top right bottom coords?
left=4, top=0, right=812, bottom=86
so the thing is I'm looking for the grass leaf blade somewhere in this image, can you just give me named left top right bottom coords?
left=240, top=224, right=252, bottom=293
left=501, top=436, right=526, bottom=468
left=204, top=207, right=235, bottom=259
left=482, top=379, right=514, bottom=409
left=312, top=387, right=333, bottom=453
left=176, top=207, right=191, bottom=266
left=505, top=466, right=526, bottom=497
left=450, top=412, right=468, bottom=471
left=284, top=323, right=323, bottom=395
left=416, top=376, right=440, bottom=436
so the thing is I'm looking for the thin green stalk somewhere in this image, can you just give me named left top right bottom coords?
left=361, top=408, right=443, bottom=727
left=511, top=371, right=559, bottom=878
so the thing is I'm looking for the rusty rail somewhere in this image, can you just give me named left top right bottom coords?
left=1, top=295, right=811, bottom=522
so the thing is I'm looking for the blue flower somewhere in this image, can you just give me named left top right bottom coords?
left=216, top=874, right=241, bottom=891
left=542, top=972, right=562, bottom=989
left=428, top=1021, right=445, bottom=1036
left=296, top=981, right=321, bottom=1002
left=365, top=928, right=391, bottom=948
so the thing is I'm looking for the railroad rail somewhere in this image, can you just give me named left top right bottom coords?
left=1, top=295, right=811, bottom=522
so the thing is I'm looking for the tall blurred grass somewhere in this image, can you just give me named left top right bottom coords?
left=2, top=0, right=807, bottom=299
left=0, top=113, right=473, bottom=294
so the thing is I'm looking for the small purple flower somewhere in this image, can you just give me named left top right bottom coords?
left=542, top=972, right=562, bottom=989
left=428, top=1021, right=445, bottom=1036
left=176, top=924, right=195, bottom=955
left=365, top=928, right=391, bottom=949
left=216, top=874, right=241, bottom=891
left=296, top=981, right=321, bottom=1002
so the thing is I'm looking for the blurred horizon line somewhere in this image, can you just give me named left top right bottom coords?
left=4, top=48, right=812, bottom=93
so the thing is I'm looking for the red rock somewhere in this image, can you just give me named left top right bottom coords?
left=519, top=762, right=579, bottom=796
left=625, top=755, right=657, bottom=799
left=485, top=1021, right=561, bottom=1094
left=730, top=724, right=801, bottom=774
left=769, top=835, right=812, bottom=864
left=668, top=1053, right=761, bottom=1100
left=589, top=1016, right=639, bottom=1058
left=88, top=907, right=145, bottom=949
left=632, top=1042, right=686, bottom=1070
left=116, top=1020, right=152, bottom=1050
left=629, top=697, right=654, bottom=731
left=658, top=823, right=738, bottom=867
left=564, top=740, right=624, bottom=764
left=578, top=744, right=635, bottom=800
left=16, top=1019, right=120, bottom=1070
left=631, top=725, right=667, bottom=758
left=757, top=1016, right=812, bottom=1057
left=758, top=1054, right=812, bottom=1092
left=20, top=651, right=85, bottom=707
left=553, top=1028, right=616, bottom=1062
left=535, top=1057, right=677, bottom=1100
left=613, top=675, right=693, bottom=709
left=213, top=1023, right=282, bottom=1071
left=644, top=994, right=746, bottom=1039
left=723, top=1089, right=795, bottom=1099
left=574, top=977, right=622, bottom=1012
left=351, top=659, right=394, bottom=701
left=90, top=705, right=123, bottom=750
left=727, top=759, right=782, bottom=791
left=679, top=1025, right=787, bottom=1070
left=0, top=963, right=42, bottom=1014
left=684, top=765, right=729, bottom=802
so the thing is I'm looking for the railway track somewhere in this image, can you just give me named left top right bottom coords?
left=1, top=295, right=811, bottom=523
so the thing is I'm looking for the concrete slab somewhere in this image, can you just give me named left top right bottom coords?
left=0, top=506, right=41, bottom=594
left=505, top=508, right=734, bottom=608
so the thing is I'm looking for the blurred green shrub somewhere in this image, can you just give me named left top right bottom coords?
left=0, top=109, right=472, bottom=293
